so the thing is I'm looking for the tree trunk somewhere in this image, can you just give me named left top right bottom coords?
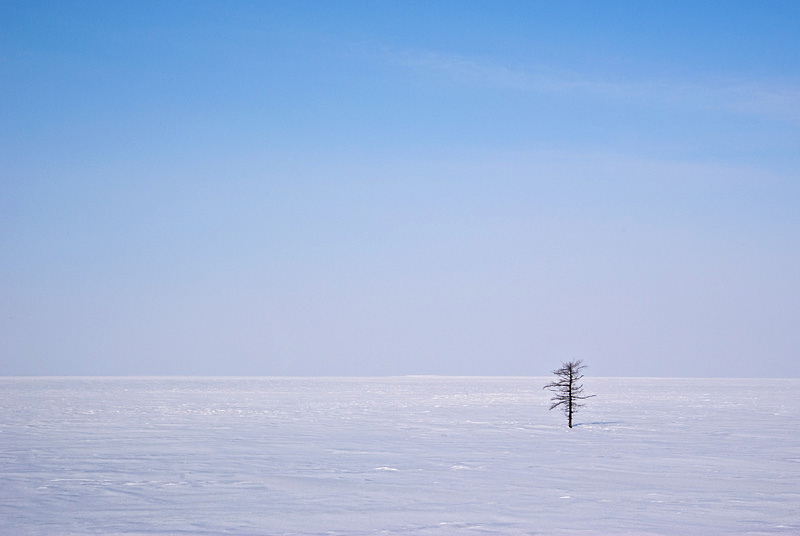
left=568, top=369, right=573, bottom=427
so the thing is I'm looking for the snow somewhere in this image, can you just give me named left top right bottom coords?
left=1, top=377, right=798, bottom=535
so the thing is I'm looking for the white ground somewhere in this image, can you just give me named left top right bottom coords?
left=1, top=377, right=798, bottom=535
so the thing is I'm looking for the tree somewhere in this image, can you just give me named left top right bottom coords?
left=543, top=360, right=595, bottom=428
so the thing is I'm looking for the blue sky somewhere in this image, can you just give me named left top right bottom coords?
left=2, top=1, right=799, bottom=376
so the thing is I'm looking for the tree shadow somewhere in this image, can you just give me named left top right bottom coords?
left=574, top=421, right=621, bottom=427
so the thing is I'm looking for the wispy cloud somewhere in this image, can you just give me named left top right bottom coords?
left=375, top=47, right=800, bottom=122
left=384, top=48, right=590, bottom=93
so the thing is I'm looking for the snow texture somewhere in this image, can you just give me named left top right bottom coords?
left=1, top=377, right=798, bottom=535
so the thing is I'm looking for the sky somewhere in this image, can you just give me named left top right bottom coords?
left=2, top=1, right=799, bottom=377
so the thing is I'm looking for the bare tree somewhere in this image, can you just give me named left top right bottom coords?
left=543, top=360, right=595, bottom=428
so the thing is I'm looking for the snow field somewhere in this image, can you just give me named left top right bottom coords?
left=1, top=377, right=798, bottom=535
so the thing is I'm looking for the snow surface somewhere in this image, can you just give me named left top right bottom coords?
left=1, top=377, right=798, bottom=535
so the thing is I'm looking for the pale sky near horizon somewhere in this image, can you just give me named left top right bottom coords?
left=2, top=1, right=799, bottom=377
